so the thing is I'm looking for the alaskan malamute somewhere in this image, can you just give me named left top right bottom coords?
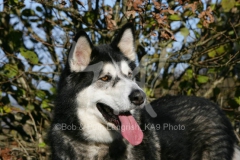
left=49, top=23, right=240, bottom=160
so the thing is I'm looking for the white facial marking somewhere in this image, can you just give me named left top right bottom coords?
left=121, top=61, right=132, bottom=76
left=101, top=63, right=117, bottom=77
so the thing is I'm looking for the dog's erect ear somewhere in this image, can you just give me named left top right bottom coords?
left=111, top=23, right=136, bottom=61
left=68, top=31, right=93, bottom=72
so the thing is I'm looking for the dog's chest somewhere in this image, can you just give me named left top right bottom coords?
left=72, top=142, right=109, bottom=159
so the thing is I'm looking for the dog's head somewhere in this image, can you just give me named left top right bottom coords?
left=65, top=23, right=146, bottom=145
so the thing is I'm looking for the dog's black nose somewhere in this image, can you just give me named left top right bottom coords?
left=129, top=90, right=145, bottom=105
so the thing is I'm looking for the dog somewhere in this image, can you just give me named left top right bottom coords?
left=48, top=23, right=240, bottom=160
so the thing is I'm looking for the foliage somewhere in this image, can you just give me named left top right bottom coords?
left=0, top=0, right=240, bottom=159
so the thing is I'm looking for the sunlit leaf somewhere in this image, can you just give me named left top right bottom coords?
left=236, top=1, right=240, bottom=6
left=210, top=4, right=216, bottom=10
left=207, top=68, right=216, bottom=74
left=169, top=14, right=182, bottom=21
left=215, top=45, right=226, bottom=55
left=234, top=97, right=240, bottom=105
left=41, top=99, right=50, bottom=109
left=187, top=89, right=192, bottom=96
left=36, top=90, right=46, bottom=99
left=3, top=64, right=18, bottom=78
left=197, top=23, right=203, bottom=29
left=144, top=88, right=154, bottom=97
left=221, top=0, right=235, bottom=12
left=184, top=69, right=193, bottom=80
left=197, top=75, right=209, bottom=83
left=180, top=27, right=189, bottom=37
left=208, top=50, right=216, bottom=58
left=10, top=0, right=18, bottom=5
left=194, top=31, right=200, bottom=39
left=183, top=10, right=193, bottom=17
left=20, top=48, right=39, bottom=64
left=3, top=106, right=11, bottom=113
left=38, top=142, right=46, bottom=148
left=228, top=30, right=234, bottom=35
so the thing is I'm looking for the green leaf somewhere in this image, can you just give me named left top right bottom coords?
left=234, top=97, right=240, bottom=105
left=38, top=142, right=46, bottom=148
left=183, top=10, right=192, bottom=17
left=228, top=30, right=234, bottom=35
left=9, top=0, right=18, bottom=5
left=3, top=106, right=11, bottom=113
left=197, top=23, right=203, bottom=29
left=210, top=4, right=216, bottom=10
left=3, top=64, right=18, bottom=78
left=187, top=89, right=192, bottom=96
left=36, top=90, right=46, bottom=99
left=145, top=17, right=156, bottom=28
left=208, top=44, right=230, bottom=57
left=41, top=99, right=50, bottom=109
left=194, top=31, right=200, bottom=39
left=236, top=1, right=240, bottom=7
left=221, top=0, right=235, bottom=12
left=208, top=50, right=217, bottom=58
left=83, top=11, right=99, bottom=25
left=26, top=104, right=35, bottom=111
left=17, top=88, right=26, bottom=97
left=207, top=68, right=216, bottom=74
left=50, top=87, right=57, bottom=94
left=215, top=45, right=226, bottom=55
left=144, top=88, right=154, bottom=97
left=20, top=48, right=39, bottom=64
left=169, top=14, right=182, bottom=21
left=197, top=75, right=209, bottom=84
left=180, top=28, right=189, bottom=37
left=183, top=69, right=193, bottom=80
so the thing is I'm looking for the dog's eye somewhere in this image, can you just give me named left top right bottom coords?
left=100, top=75, right=112, bottom=82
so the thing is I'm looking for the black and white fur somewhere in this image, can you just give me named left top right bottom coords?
left=49, top=23, right=240, bottom=160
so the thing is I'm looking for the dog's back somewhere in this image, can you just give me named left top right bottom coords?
left=140, top=95, right=237, bottom=160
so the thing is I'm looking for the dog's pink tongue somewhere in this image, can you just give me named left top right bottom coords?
left=118, top=114, right=143, bottom=146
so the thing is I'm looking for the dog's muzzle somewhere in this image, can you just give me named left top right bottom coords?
left=128, top=90, right=146, bottom=105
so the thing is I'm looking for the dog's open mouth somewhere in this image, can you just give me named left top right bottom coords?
left=96, top=103, right=123, bottom=128
left=96, top=103, right=143, bottom=146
